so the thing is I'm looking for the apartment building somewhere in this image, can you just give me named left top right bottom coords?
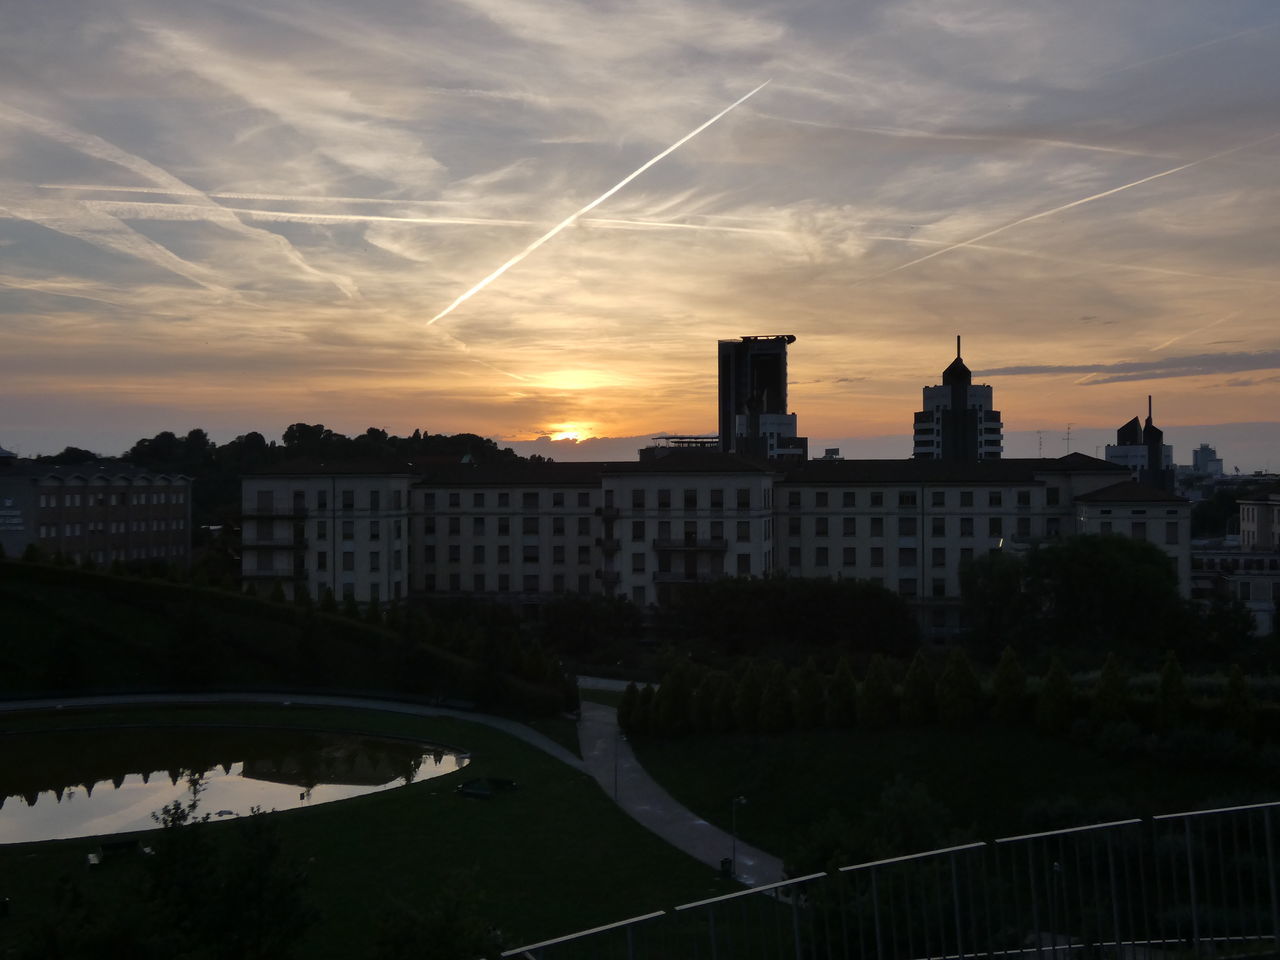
left=0, top=451, right=192, bottom=567
left=240, top=462, right=414, bottom=604
left=242, top=450, right=1190, bottom=637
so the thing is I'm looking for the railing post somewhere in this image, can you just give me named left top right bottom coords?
left=1028, top=845, right=1043, bottom=960
left=1266, top=809, right=1280, bottom=953
left=951, top=852, right=965, bottom=960
left=1185, top=818, right=1201, bottom=953
left=871, top=867, right=885, bottom=960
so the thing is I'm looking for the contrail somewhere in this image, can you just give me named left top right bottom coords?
left=1149, top=312, right=1239, bottom=352
left=427, top=80, right=770, bottom=325
left=852, top=130, right=1280, bottom=287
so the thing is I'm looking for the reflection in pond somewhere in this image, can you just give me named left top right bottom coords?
left=0, top=725, right=468, bottom=844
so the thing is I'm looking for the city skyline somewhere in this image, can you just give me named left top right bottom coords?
left=2, top=0, right=1278, bottom=467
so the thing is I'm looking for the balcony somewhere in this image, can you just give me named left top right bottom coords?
left=652, top=538, right=728, bottom=551
left=595, top=570, right=620, bottom=585
left=241, top=537, right=307, bottom=549
left=595, top=537, right=620, bottom=554
left=594, top=506, right=620, bottom=520
left=241, top=507, right=308, bottom=519
left=653, top=571, right=699, bottom=583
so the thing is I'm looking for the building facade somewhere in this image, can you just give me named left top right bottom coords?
left=242, top=451, right=1190, bottom=637
left=1105, top=398, right=1174, bottom=492
left=911, top=338, right=1003, bottom=461
left=0, top=452, right=192, bottom=567
left=717, top=335, right=807, bottom=461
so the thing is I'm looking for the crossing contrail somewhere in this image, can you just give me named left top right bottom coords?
left=427, top=80, right=770, bottom=326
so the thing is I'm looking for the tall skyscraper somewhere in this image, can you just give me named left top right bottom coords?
left=912, top=337, right=1003, bottom=461
left=717, top=335, right=807, bottom=461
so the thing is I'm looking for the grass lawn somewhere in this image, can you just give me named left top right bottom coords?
left=630, top=722, right=1280, bottom=866
left=0, top=704, right=734, bottom=955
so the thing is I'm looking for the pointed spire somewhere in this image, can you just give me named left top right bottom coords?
left=956, top=334, right=962, bottom=359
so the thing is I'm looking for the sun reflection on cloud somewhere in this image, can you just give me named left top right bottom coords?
left=532, top=370, right=622, bottom=391
left=548, top=423, right=594, bottom=442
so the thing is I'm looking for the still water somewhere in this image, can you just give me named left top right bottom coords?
left=0, top=724, right=469, bottom=844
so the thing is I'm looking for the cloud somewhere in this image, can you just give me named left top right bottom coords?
left=977, top=350, right=1280, bottom=384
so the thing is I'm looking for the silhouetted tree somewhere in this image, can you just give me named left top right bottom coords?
left=1091, top=653, right=1129, bottom=725
left=936, top=648, right=982, bottom=725
left=858, top=655, right=896, bottom=730
left=1036, top=658, right=1074, bottom=735
left=899, top=649, right=935, bottom=724
left=990, top=645, right=1027, bottom=723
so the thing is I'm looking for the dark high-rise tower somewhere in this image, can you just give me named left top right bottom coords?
left=1105, top=396, right=1174, bottom=491
left=717, top=335, right=807, bottom=461
left=912, top=336, right=1003, bottom=461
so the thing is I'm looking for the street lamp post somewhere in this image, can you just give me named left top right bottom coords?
left=730, top=796, right=747, bottom=879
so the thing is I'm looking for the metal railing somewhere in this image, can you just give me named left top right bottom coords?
left=501, top=800, right=1280, bottom=960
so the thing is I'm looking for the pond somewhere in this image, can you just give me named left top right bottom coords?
left=0, top=724, right=469, bottom=844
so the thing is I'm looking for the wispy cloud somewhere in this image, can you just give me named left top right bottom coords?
left=978, top=350, right=1280, bottom=385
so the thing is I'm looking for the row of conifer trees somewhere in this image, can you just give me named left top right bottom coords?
left=617, top=648, right=1260, bottom=739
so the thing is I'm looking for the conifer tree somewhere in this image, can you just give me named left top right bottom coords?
left=858, top=655, right=896, bottom=730
left=319, top=587, right=338, bottom=614
left=990, top=645, right=1027, bottom=724
left=268, top=581, right=287, bottom=604
left=1091, top=653, right=1129, bottom=725
left=1223, top=663, right=1255, bottom=737
left=733, top=662, right=764, bottom=734
left=617, top=681, right=639, bottom=734
left=633, top=684, right=655, bottom=735
left=1159, top=650, right=1190, bottom=728
left=936, top=648, right=983, bottom=725
left=1036, top=658, right=1074, bottom=735
left=825, top=657, right=858, bottom=728
left=759, top=662, right=792, bottom=734
left=341, top=593, right=360, bottom=619
left=655, top=664, right=693, bottom=737
left=791, top=658, right=826, bottom=730
left=899, top=649, right=936, bottom=725
left=293, top=581, right=312, bottom=608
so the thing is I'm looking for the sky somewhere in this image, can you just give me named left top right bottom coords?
left=2, top=0, right=1278, bottom=469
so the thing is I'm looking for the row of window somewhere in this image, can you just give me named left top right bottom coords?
left=784, top=488, right=1058, bottom=509
left=39, top=491, right=186, bottom=507
left=428, top=544, right=594, bottom=566
left=310, top=549, right=405, bottom=573
left=619, top=488, right=761, bottom=511
left=430, top=490, right=593, bottom=510
left=257, top=488, right=406, bottom=512
left=783, top=515, right=1060, bottom=539
left=430, top=572, right=595, bottom=594
left=426, top=515, right=597, bottom=537
left=40, top=519, right=185, bottom=537
left=1098, top=520, right=1180, bottom=544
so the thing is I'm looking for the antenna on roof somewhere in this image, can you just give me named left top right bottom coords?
left=1147, top=395, right=1153, bottom=420
left=956, top=334, right=961, bottom=358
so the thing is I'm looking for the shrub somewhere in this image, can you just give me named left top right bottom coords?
left=990, top=645, right=1026, bottom=723
left=1036, top=658, right=1074, bottom=735
left=936, top=648, right=982, bottom=725
left=858, top=655, right=896, bottom=730
left=899, top=649, right=935, bottom=725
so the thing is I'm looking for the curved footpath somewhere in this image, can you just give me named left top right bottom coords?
left=576, top=679, right=783, bottom=886
left=0, top=685, right=784, bottom=885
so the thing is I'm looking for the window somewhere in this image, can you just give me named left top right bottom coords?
left=522, top=517, right=539, bottom=535
left=960, top=491, right=974, bottom=507
left=788, top=516, right=801, bottom=536
left=1132, top=521, right=1147, bottom=540
left=472, top=573, right=486, bottom=592
left=632, top=586, right=646, bottom=606
left=317, top=489, right=328, bottom=510
left=473, top=492, right=485, bottom=508
left=898, top=517, right=917, bottom=536
left=553, top=545, right=565, bottom=564
left=632, top=488, right=646, bottom=509
left=631, top=552, right=646, bottom=573
left=788, top=546, right=801, bottom=566
left=342, top=551, right=355, bottom=572
left=960, top=547, right=973, bottom=563
left=960, top=518, right=974, bottom=537
left=473, top=545, right=485, bottom=563
left=473, top=516, right=485, bottom=535
left=737, top=520, right=751, bottom=542
left=681, top=488, right=696, bottom=510
left=711, top=488, right=724, bottom=510
left=710, top=520, right=724, bottom=539
left=1046, top=517, right=1061, bottom=537
left=632, top=520, right=646, bottom=541
left=815, top=517, right=829, bottom=537
left=552, top=573, right=565, bottom=592
left=931, top=490, right=945, bottom=507
left=341, top=520, right=354, bottom=540
left=899, top=578, right=917, bottom=597
left=499, top=492, right=510, bottom=507
left=658, top=489, right=671, bottom=509
left=736, top=488, right=750, bottom=510
left=523, top=574, right=539, bottom=592
left=658, top=520, right=672, bottom=540
left=370, top=551, right=381, bottom=572
left=448, top=492, right=460, bottom=508
left=814, top=546, right=829, bottom=566
left=931, top=517, right=946, bottom=537
left=317, top=551, right=327, bottom=571
left=842, top=491, right=856, bottom=508
left=553, top=492, right=564, bottom=508
left=393, top=549, right=402, bottom=571
left=498, top=517, right=510, bottom=536
left=870, top=492, right=884, bottom=507
left=842, top=517, right=857, bottom=536
left=989, top=517, right=1003, bottom=537
left=448, top=544, right=460, bottom=563
left=932, top=578, right=946, bottom=598
left=1165, top=521, right=1179, bottom=545
left=899, top=547, right=917, bottom=566
left=343, top=583, right=356, bottom=600
left=1016, top=517, right=1031, bottom=538
left=989, top=491, right=1002, bottom=507
left=552, top=516, right=565, bottom=536
left=370, top=490, right=381, bottom=511
left=393, top=519, right=402, bottom=540
left=870, top=517, right=884, bottom=537
left=577, top=491, right=590, bottom=507
left=842, top=547, right=856, bottom=566
left=370, top=520, right=381, bottom=541
left=788, top=491, right=801, bottom=508
left=392, top=490, right=402, bottom=510
left=1017, top=490, right=1031, bottom=507
left=522, top=492, right=539, bottom=509
left=448, top=517, right=460, bottom=536
left=498, top=544, right=510, bottom=563
left=577, top=573, right=590, bottom=592
left=522, top=545, right=539, bottom=563
left=931, top=547, right=946, bottom=567
left=1046, top=487, right=1060, bottom=506
left=737, top=553, right=751, bottom=575
left=422, top=492, right=436, bottom=509
left=577, top=517, right=590, bottom=536
left=577, top=545, right=590, bottom=564
left=870, top=547, right=884, bottom=567
left=898, top=492, right=917, bottom=507
left=815, top=491, right=828, bottom=508
left=317, top=520, right=328, bottom=541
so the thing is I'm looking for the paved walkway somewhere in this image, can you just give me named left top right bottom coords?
left=576, top=681, right=784, bottom=887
